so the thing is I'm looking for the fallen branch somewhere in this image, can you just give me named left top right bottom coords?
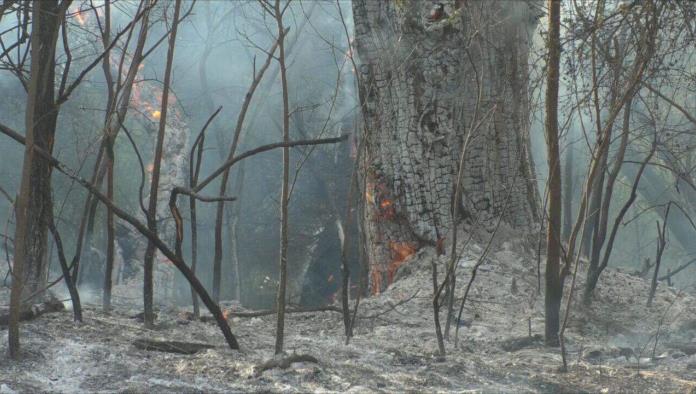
left=0, top=121, right=240, bottom=350
left=200, top=305, right=342, bottom=321
left=213, top=293, right=419, bottom=320
left=659, top=258, right=696, bottom=282
left=0, top=298, right=64, bottom=328
left=0, top=121, right=348, bottom=351
left=252, top=354, right=319, bottom=377
left=133, top=339, right=215, bottom=355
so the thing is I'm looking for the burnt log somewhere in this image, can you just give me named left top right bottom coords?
left=0, top=298, right=64, bottom=328
left=133, top=338, right=215, bottom=355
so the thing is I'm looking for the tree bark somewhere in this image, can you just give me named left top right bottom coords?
left=102, top=0, right=116, bottom=312
left=273, top=0, right=290, bottom=356
left=352, top=0, right=540, bottom=293
left=143, top=0, right=182, bottom=328
left=544, top=0, right=562, bottom=348
left=562, top=139, right=574, bottom=242
left=9, top=0, right=64, bottom=358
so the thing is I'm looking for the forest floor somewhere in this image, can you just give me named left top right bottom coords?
left=3, top=228, right=696, bottom=393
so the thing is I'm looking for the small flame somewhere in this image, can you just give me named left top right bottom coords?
left=380, top=199, right=393, bottom=209
left=151, top=110, right=161, bottom=120
left=370, top=269, right=383, bottom=295
left=370, top=241, right=418, bottom=295
left=387, top=241, right=417, bottom=284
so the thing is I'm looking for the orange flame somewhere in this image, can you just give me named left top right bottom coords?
left=151, top=110, right=161, bottom=120
left=380, top=199, right=393, bottom=209
left=370, top=241, right=418, bottom=295
left=366, top=189, right=375, bottom=205
left=387, top=241, right=417, bottom=284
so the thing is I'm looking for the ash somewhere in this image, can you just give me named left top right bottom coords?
left=3, top=232, right=696, bottom=393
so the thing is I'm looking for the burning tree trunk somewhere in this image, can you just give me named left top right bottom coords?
left=352, top=0, right=540, bottom=293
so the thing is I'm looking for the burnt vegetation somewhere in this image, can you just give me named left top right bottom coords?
left=2, top=0, right=696, bottom=392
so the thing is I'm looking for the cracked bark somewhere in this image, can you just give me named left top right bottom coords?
left=352, top=0, right=540, bottom=293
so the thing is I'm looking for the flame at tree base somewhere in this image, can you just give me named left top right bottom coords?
left=371, top=241, right=417, bottom=295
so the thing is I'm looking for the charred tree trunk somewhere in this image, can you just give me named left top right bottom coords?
left=562, top=140, right=574, bottom=242
left=352, top=0, right=539, bottom=293
left=143, top=0, right=182, bottom=328
left=273, top=0, right=290, bottom=355
left=544, top=0, right=562, bottom=348
left=16, top=0, right=63, bottom=303
left=9, top=0, right=64, bottom=358
left=102, top=0, right=116, bottom=312
left=230, top=162, right=245, bottom=302
left=648, top=215, right=668, bottom=307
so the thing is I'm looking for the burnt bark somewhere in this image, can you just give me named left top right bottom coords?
left=17, top=0, right=63, bottom=303
left=143, top=0, right=182, bottom=328
left=9, top=0, right=64, bottom=359
left=352, top=0, right=540, bottom=293
left=544, top=0, right=562, bottom=348
left=273, top=0, right=291, bottom=355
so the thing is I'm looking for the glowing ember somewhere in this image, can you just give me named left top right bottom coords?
left=387, top=241, right=417, bottom=284
left=380, top=199, right=393, bottom=209
left=151, top=110, right=161, bottom=120
left=370, top=269, right=383, bottom=295
left=366, top=189, right=375, bottom=205
left=370, top=241, right=418, bottom=295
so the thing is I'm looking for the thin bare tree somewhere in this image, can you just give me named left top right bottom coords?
left=544, top=0, right=563, bottom=348
left=143, top=0, right=183, bottom=328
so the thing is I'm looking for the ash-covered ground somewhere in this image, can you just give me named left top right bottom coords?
left=3, top=230, right=696, bottom=393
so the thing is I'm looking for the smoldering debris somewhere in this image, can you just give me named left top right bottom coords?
left=3, top=235, right=696, bottom=393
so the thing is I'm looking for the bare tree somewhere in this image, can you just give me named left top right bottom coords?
left=8, top=0, right=67, bottom=359
left=143, top=0, right=183, bottom=328
left=262, top=0, right=292, bottom=355
left=543, top=0, right=563, bottom=348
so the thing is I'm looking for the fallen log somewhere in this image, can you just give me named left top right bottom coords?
left=198, top=305, right=342, bottom=323
left=253, top=354, right=319, bottom=377
left=0, top=298, right=65, bottom=328
left=133, top=338, right=215, bottom=355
